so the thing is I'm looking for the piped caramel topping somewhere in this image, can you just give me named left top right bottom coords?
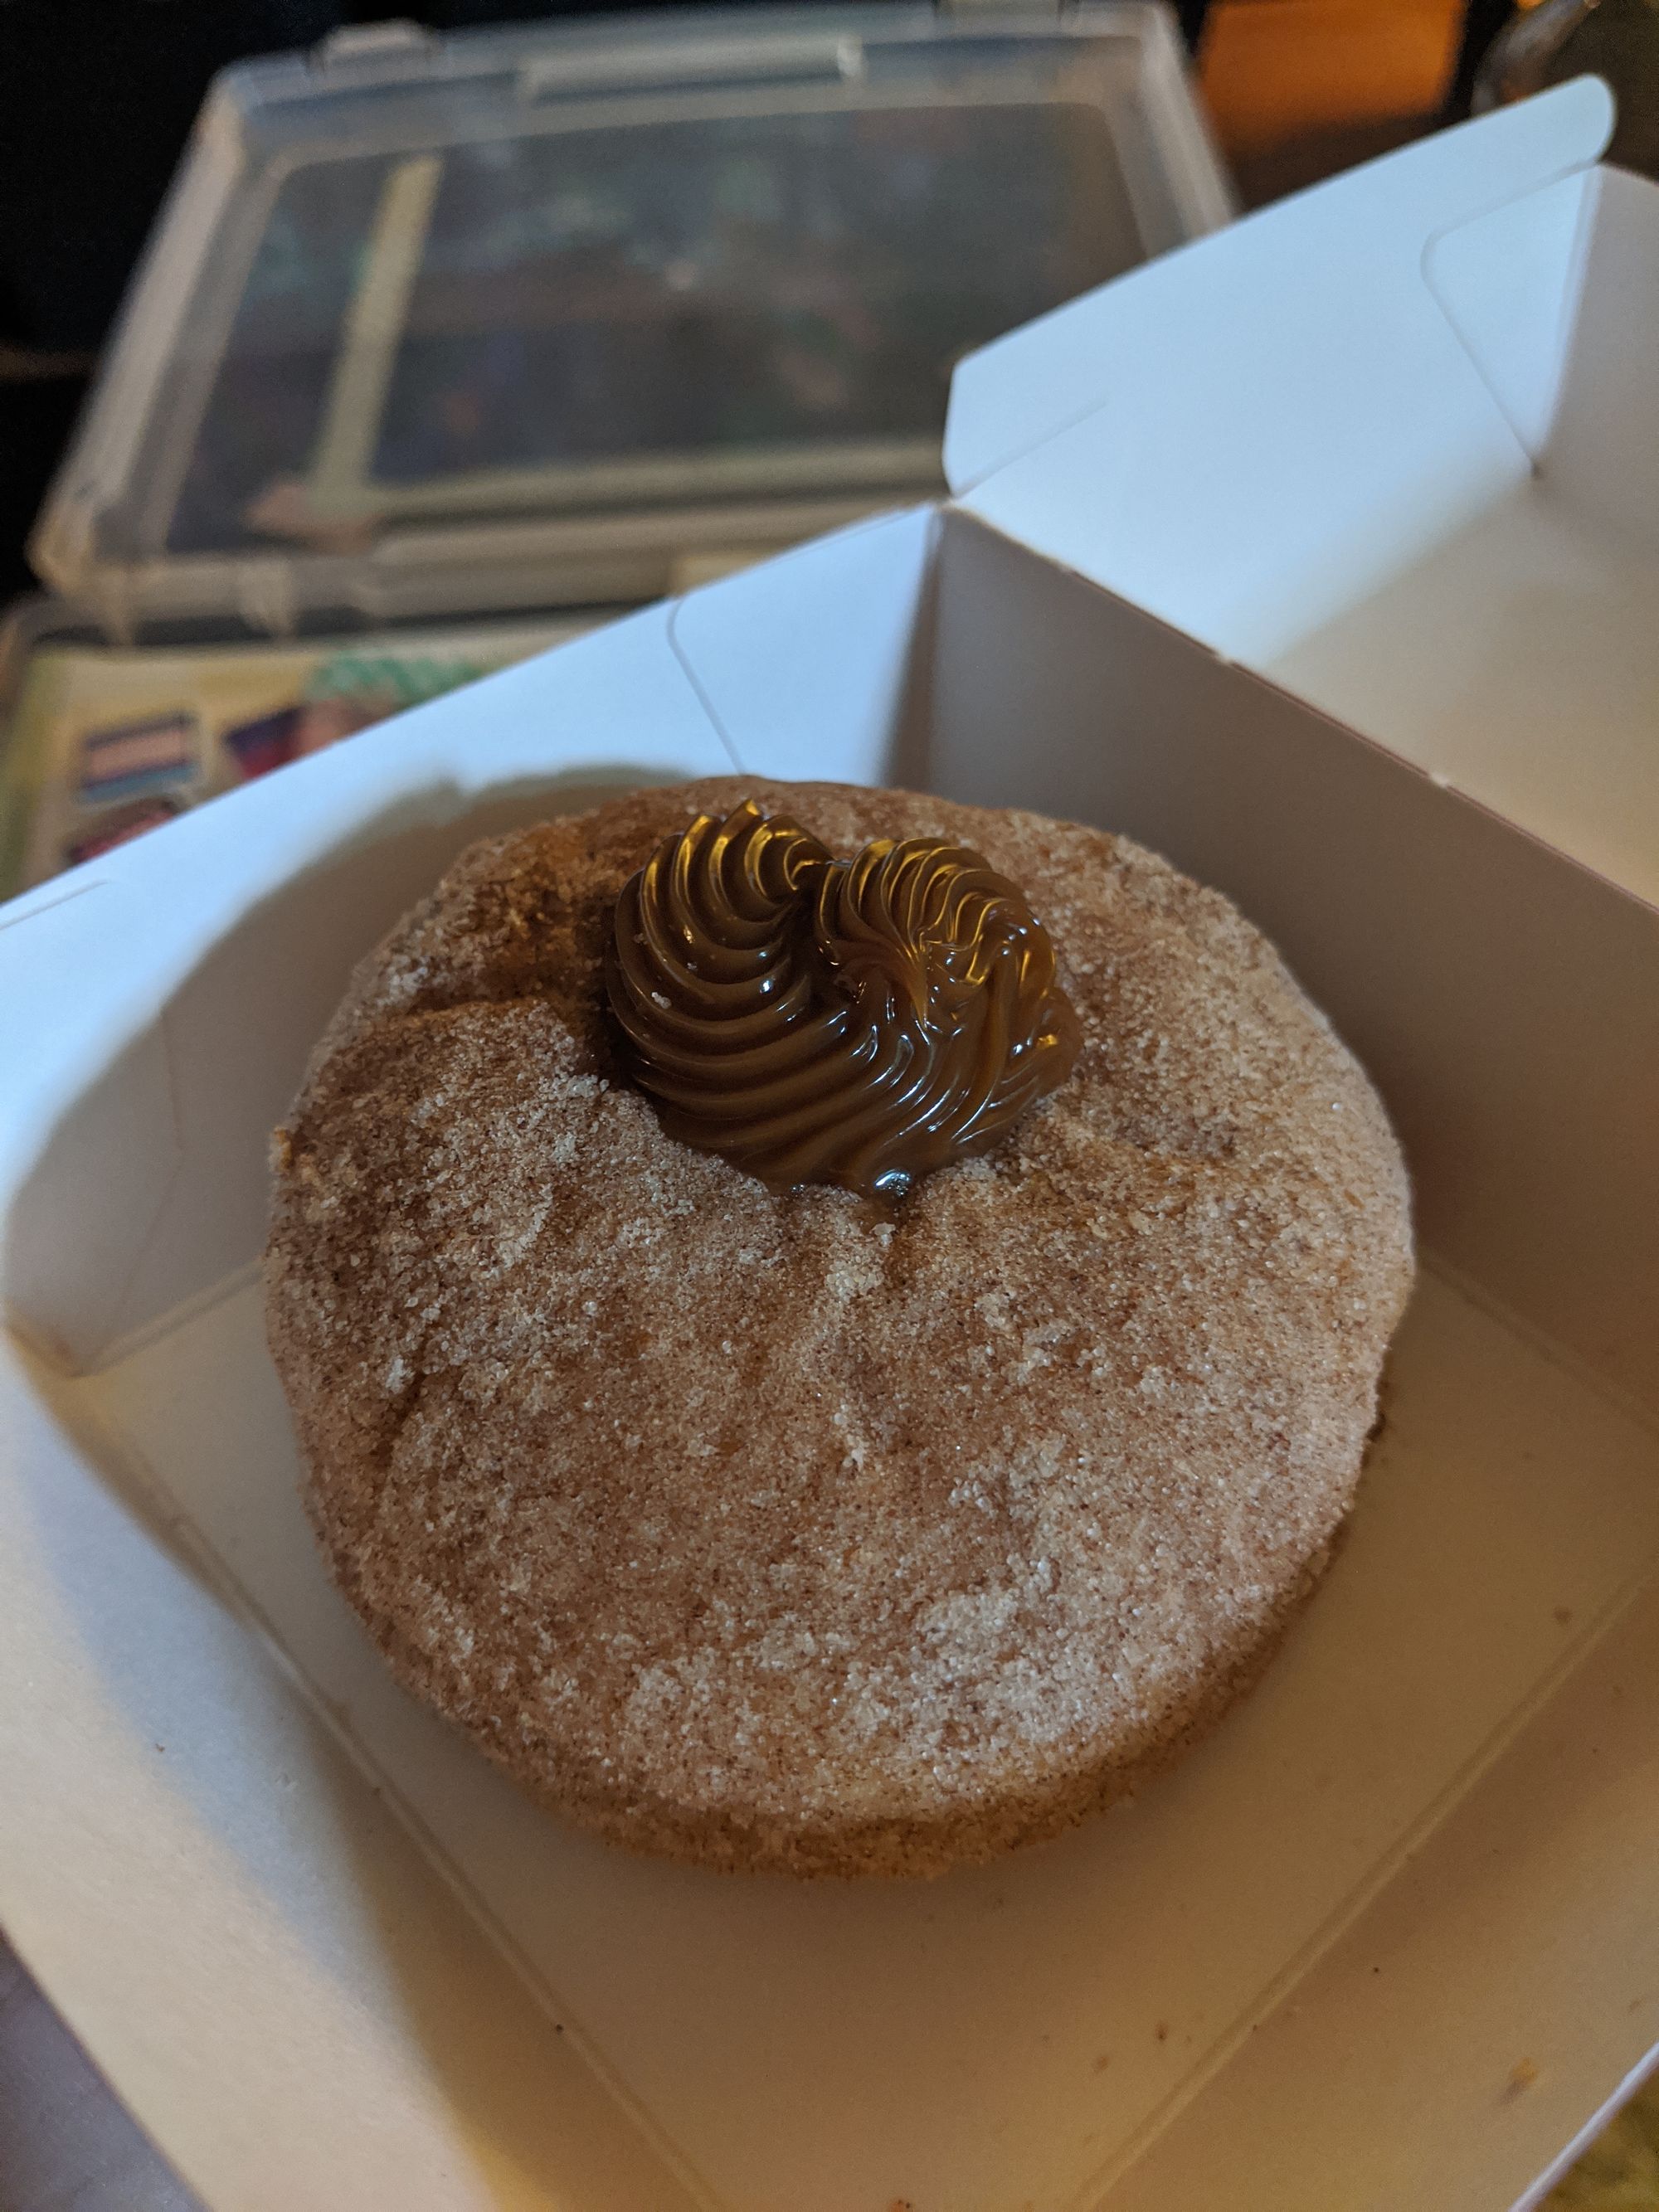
left=604, top=800, right=1080, bottom=1198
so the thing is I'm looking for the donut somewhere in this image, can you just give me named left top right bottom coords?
left=265, top=780, right=1412, bottom=1877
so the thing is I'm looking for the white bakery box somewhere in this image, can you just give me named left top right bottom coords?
left=2, top=76, right=1656, bottom=2212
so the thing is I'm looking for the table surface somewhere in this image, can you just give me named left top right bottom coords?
left=0, top=1934, right=201, bottom=2211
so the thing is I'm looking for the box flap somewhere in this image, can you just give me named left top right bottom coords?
left=1419, top=166, right=1596, bottom=460
left=666, top=506, right=936, bottom=784
left=1537, top=163, right=1659, bottom=551
left=942, top=80, right=1615, bottom=663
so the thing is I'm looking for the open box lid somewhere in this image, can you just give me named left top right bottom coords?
left=942, top=75, right=1616, bottom=644
left=28, top=0, right=1229, bottom=644
left=941, top=77, right=1659, bottom=904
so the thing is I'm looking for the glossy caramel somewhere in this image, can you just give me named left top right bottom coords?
left=605, top=800, right=1079, bottom=1198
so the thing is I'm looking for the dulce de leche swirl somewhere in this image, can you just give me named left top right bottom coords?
left=603, top=799, right=1080, bottom=1198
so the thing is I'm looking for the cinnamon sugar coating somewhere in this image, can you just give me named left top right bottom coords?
left=265, top=780, right=1413, bottom=1877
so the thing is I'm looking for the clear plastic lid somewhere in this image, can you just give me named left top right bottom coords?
left=33, top=3, right=1230, bottom=639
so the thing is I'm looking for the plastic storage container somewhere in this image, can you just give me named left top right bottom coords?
left=0, top=1, right=1229, bottom=897
left=30, top=2, right=1231, bottom=640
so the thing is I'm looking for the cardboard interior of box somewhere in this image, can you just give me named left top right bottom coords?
left=2, top=81, right=1657, bottom=2212
left=949, top=74, right=1659, bottom=907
